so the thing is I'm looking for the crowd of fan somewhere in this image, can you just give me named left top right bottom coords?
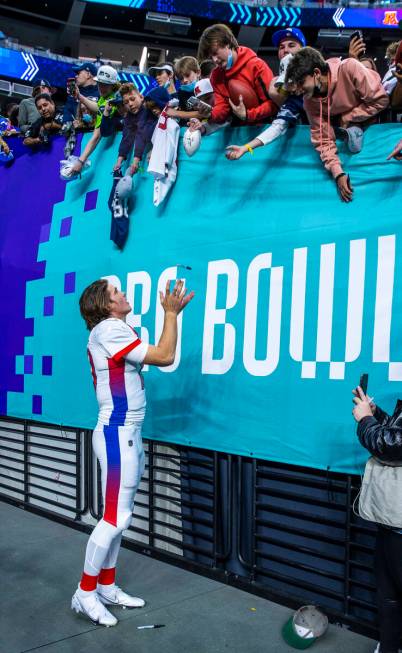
left=1, top=24, right=402, bottom=209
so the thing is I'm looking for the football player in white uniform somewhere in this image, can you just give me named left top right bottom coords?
left=73, top=278, right=194, bottom=626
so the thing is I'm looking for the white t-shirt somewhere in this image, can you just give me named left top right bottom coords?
left=87, top=318, right=148, bottom=426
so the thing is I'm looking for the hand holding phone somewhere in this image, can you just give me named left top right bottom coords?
left=358, top=373, right=368, bottom=396
left=349, top=30, right=365, bottom=61
left=67, top=77, right=77, bottom=97
left=187, top=96, right=212, bottom=116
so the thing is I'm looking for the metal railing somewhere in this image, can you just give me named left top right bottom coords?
left=0, top=415, right=378, bottom=639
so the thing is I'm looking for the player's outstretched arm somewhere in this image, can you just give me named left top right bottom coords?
left=143, top=279, right=194, bottom=367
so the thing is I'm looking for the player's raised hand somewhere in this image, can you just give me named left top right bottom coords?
left=160, top=279, right=194, bottom=314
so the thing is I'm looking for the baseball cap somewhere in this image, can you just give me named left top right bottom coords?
left=148, top=63, right=174, bottom=78
left=144, top=86, right=171, bottom=109
left=93, top=65, right=119, bottom=85
left=116, top=175, right=133, bottom=201
left=32, top=78, right=52, bottom=89
left=72, top=62, right=97, bottom=76
left=194, top=78, right=213, bottom=98
left=0, top=149, right=14, bottom=164
left=272, top=28, right=306, bottom=48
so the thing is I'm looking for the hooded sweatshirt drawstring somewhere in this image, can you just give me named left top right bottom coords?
left=318, top=77, right=332, bottom=159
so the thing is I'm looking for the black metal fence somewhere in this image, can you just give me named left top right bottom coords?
left=0, top=415, right=377, bottom=639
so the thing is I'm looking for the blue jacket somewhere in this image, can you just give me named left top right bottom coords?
left=102, top=105, right=156, bottom=161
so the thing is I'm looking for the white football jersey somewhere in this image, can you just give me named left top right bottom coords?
left=148, top=108, right=180, bottom=206
left=87, top=318, right=148, bottom=426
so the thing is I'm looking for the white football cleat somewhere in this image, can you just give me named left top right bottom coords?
left=71, top=589, right=118, bottom=627
left=97, top=584, right=145, bottom=609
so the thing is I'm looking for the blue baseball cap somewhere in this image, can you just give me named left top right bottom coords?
left=144, top=86, right=171, bottom=109
left=0, top=149, right=14, bottom=164
left=272, top=28, right=306, bottom=49
left=72, top=62, right=97, bottom=76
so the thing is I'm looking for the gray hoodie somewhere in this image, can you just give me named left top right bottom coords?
left=18, top=97, right=40, bottom=134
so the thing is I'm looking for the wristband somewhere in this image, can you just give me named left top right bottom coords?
left=78, top=158, right=85, bottom=166
left=245, top=144, right=254, bottom=155
left=335, top=172, right=346, bottom=181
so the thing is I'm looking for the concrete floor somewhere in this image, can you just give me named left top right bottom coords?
left=0, top=501, right=376, bottom=653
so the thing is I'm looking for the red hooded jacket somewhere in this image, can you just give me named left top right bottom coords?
left=210, top=46, right=277, bottom=125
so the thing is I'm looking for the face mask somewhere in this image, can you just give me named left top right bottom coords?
left=82, top=113, right=92, bottom=124
left=180, top=80, right=196, bottom=92
left=163, top=80, right=171, bottom=89
left=226, top=50, right=234, bottom=70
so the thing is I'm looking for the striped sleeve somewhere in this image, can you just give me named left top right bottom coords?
left=97, top=320, right=148, bottom=364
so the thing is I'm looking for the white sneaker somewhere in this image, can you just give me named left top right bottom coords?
left=71, top=589, right=118, bottom=627
left=97, top=584, right=145, bottom=609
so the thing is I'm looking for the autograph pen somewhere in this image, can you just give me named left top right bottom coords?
left=137, top=624, right=165, bottom=630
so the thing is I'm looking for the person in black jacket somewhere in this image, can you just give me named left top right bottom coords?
left=103, top=82, right=156, bottom=176
left=353, top=387, right=402, bottom=653
left=23, top=94, right=63, bottom=147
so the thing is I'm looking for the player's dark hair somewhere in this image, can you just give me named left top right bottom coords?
left=200, top=59, right=217, bottom=79
left=285, top=47, right=329, bottom=87
left=34, top=93, right=54, bottom=106
left=79, top=279, right=111, bottom=330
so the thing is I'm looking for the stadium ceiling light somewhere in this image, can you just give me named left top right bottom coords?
left=139, top=46, right=148, bottom=73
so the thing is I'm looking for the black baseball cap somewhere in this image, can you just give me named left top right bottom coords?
left=33, top=78, right=52, bottom=89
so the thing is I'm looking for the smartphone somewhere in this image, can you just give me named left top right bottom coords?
left=350, top=30, right=363, bottom=42
left=187, top=96, right=199, bottom=109
left=359, top=373, right=369, bottom=395
left=198, top=99, right=212, bottom=112
left=187, top=96, right=212, bottom=112
left=67, top=77, right=76, bottom=95
left=108, top=92, right=123, bottom=107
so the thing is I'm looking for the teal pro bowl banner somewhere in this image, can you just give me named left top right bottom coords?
left=2, top=125, right=402, bottom=473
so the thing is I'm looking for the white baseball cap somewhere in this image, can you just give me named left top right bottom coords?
left=194, top=78, right=213, bottom=98
left=148, top=63, right=174, bottom=77
left=115, top=175, right=133, bottom=201
left=94, top=65, right=119, bottom=85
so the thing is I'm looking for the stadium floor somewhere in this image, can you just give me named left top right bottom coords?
left=0, top=501, right=375, bottom=653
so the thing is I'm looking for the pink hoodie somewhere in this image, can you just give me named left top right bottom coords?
left=303, top=58, right=389, bottom=179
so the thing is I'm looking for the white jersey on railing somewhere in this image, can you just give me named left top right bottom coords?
left=87, top=318, right=148, bottom=427
left=148, top=107, right=180, bottom=207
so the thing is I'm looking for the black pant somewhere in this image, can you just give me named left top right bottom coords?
left=375, top=527, right=402, bottom=653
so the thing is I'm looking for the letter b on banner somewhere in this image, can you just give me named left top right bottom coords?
left=202, top=259, right=239, bottom=374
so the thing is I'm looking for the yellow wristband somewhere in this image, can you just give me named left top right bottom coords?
left=245, top=144, right=253, bottom=155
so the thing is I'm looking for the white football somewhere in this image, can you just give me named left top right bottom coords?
left=183, top=128, right=201, bottom=157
